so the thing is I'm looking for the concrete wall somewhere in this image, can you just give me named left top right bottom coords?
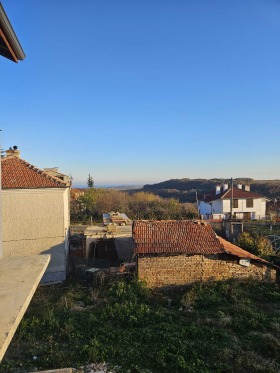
left=85, top=225, right=133, bottom=262
left=137, top=254, right=277, bottom=288
left=2, top=188, right=70, bottom=282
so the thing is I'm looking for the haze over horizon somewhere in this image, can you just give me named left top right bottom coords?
left=2, top=0, right=280, bottom=185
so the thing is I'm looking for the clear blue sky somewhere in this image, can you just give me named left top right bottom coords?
left=1, top=0, right=280, bottom=186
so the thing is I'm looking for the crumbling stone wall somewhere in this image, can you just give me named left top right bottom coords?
left=137, top=254, right=277, bottom=288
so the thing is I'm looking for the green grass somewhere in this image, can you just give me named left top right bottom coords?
left=1, top=278, right=280, bottom=373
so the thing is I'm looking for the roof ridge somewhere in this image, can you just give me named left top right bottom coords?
left=17, top=158, right=68, bottom=186
left=133, top=219, right=225, bottom=255
left=1, top=156, right=68, bottom=188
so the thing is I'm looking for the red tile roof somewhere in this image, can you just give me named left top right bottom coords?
left=133, top=220, right=274, bottom=266
left=2, top=157, right=68, bottom=189
left=202, top=187, right=265, bottom=202
left=217, top=236, right=268, bottom=264
left=133, top=220, right=225, bottom=255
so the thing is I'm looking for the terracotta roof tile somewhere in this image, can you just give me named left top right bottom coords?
left=217, top=236, right=269, bottom=264
left=133, top=220, right=225, bottom=255
left=133, top=220, right=276, bottom=268
left=2, top=157, right=68, bottom=189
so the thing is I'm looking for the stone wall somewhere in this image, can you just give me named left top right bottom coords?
left=137, top=254, right=277, bottom=288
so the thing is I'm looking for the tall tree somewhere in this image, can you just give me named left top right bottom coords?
left=87, top=173, right=94, bottom=188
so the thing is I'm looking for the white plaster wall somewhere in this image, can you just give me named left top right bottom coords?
left=199, top=198, right=266, bottom=220
left=198, top=201, right=211, bottom=216
left=2, top=188, right=69, bottom=282
left=222, top=199, right=266, bottom=219
left=63, top=188, right=70, bottom=263
left=212, top=200, right=223, bottom=214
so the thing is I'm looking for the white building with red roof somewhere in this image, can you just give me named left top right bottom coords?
left=2, top=147, right=70, bottom=283
left=198, top=182, right=267, bottom=220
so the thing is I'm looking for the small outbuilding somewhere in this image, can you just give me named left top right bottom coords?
left=133, top=220, right=278, bottom=288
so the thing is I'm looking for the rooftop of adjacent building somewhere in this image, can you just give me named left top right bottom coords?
left=0, top=2, right=25, bottom=62
left=2, top=147, right=70, bottom=189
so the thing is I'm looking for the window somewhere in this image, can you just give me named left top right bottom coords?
left=233, top=199, right=238, bottom=208
left=246, top=199, right=253, bottom=208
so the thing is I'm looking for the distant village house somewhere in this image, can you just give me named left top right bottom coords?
left=198, top=182, right=267, bottom=221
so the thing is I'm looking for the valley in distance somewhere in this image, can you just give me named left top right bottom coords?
left=73, top=177, right=280, bottom=204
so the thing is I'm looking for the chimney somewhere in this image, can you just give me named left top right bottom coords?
left=237, top=183, right=242, bottom=190
left=222, top=183, right=229, bottom=192
left=245, top=184, right=250, bottom=192
left=6, top=146, right=20, bottom=158
left=215, top=185, right=221, bottom=195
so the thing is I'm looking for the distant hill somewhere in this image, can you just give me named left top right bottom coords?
left=72, top=184, right=143, bottom=190
left=105, top=185, right=143, bottom=191
left=135, top=178, right=280, bottom=203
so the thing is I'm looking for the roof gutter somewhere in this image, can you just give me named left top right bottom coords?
left=0, top=2, right=25, bottom=61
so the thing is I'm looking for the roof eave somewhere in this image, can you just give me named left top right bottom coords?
left=0, top=3, right=25, bottom=62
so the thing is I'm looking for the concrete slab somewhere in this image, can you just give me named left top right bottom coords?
left=84, top=225, right=133, bottom=260
left=0, top=254, right=50, bottom=361
left=84, top=225, right=132, bottom=236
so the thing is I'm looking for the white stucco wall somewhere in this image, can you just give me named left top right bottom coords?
left=212, top=200, right=223, bottom=215
left=2, top=188, right=70, bottom=282
left=198, top=201, right=211, bottom=216
left=222, top=199, right=266, bottom=219
left=199, top=197, right=266, bottom=220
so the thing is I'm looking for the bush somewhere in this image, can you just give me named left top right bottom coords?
left=236, top=232, right=274, bottom=259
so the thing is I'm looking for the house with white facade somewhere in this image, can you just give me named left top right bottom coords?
left=2, top=147, right=70, bottom=283
left=198, top=182, right=267, bottom=220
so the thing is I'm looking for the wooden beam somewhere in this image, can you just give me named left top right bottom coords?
left=0, top=27, right=18, bottom=62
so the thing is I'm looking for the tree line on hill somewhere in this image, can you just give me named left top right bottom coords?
left=128, top=178, right=280, bottom=202
left=70, top=188, right=198, bottom=224
left=71, top=176, right=280, bottom=224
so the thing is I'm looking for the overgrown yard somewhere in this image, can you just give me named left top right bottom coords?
left=1, top=277, right=280, bottom=373
left=244, top=221, right=280, bottom=237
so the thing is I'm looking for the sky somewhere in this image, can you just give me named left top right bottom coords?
left=1, top=0, right=280, bottom=187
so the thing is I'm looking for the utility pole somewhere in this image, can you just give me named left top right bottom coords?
left=230, top=177, right=234, bottom=221
left=195, top=190, right=199, bottom=218
left=191, top=189, right=200, bottom=218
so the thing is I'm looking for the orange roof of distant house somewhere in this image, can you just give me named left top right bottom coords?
left=70, top=188, right=85, bottom=200
left=2, top=157, right=68, bottom=189
left=133, top=220, right=225, bottom=255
